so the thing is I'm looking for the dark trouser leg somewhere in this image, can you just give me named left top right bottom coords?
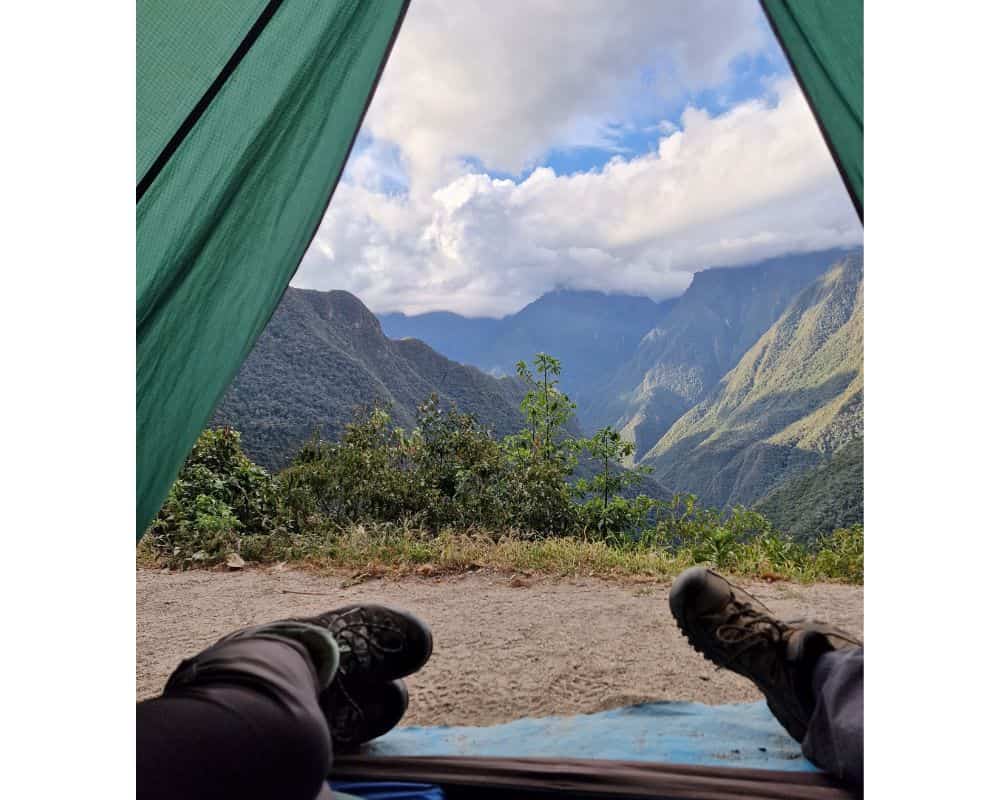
left=137, top=637, right=332, bottom=800
left=801, top=646, right=863, bottom=787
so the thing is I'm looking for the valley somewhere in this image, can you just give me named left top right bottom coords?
left=212, top=248, right=863, bottom=537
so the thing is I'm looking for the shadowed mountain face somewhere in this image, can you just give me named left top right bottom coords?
left=211, top=288, right=527, bottom=471
left=755, top=438, right=863, bottom=541
left=642, top=252, right=864, bottom=509
left=380, top=289, right=672, bottom=429
left=582, top=249, right=854, bottom=460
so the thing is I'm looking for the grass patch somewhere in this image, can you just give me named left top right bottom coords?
left=138, top=523, right=863, bottom=585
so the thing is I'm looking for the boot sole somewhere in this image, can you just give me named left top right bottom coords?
left=668, top=568, right=746, bottom=674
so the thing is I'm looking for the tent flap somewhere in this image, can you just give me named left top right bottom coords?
left=761, top=0, right=863, bottom=220
left=136, top=0, right=409, bottom=536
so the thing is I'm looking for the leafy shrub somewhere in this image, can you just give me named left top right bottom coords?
left=410, top=397, right=510, bottom=529
left=279, top=399, right=509, bottom=530
left=498, top=355, right=582, bottom=534
left=576, top=494, right=656, bottom=544
left=146, top=427, right=283, bottom=565
left=278, top=406, right=418, bottom=526
left=810, top=525, right=864, bottom=582
left=572, top=426, right=659, bottom=543
left=277, top=356, right=591, bottom=537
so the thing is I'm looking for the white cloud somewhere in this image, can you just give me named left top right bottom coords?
left=364, top=0, right=769, bottom=185
left=292, top=3, right=862, bottom=317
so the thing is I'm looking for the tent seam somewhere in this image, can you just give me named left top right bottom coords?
left=136, top=0, right=286, bottom=202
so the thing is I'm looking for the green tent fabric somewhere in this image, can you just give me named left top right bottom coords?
left=761, top=0, right=863, bottom=220
left=136, top=0, right=409, bottom=537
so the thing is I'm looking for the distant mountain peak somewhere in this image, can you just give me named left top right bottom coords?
left=378, top=286, right=670, bottom=419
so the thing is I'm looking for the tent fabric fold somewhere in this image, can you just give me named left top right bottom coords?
left=136, top=0, right=409, bottom=536
left=761, top=0, right=863, bottom=220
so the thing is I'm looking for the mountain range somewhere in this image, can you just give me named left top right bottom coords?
left=756, top=438, right=863, bottom=541
left=213, top=247, right=863, bottom=536
left=585, top=250, right=852, bottom=458
left=380, top=289, right=672, bottom=420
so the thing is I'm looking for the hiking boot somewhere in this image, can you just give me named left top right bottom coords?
left=669, top=567, right=861, bottom=741
left=321, top=677, right=409, bottom=752
left=300, top=604, right=434, bottom=685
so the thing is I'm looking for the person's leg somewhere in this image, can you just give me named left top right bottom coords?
left=137, top=605, right=434, bottom=800
left=137, top=636, right=333, bottom=800
left=802, top=646, right=863, bottom=787
left=668, top=567, right=863, bottom=786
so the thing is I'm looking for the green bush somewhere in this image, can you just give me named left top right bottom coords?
left=572, top=426, right=659, bottom=543
left=276, top=357, right=592, bottom=537
left=146, top=427, right=283, bottom=565
left=810, top=525, right=864, bottom=582
left=410, top=397, right=510, bottom=529
left=278, top=406, right=419, bottom=526
left=278, top=398, right=512, bottom=530
left=498, top=355, right=582, bottom=534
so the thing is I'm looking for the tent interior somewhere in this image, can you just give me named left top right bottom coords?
left=136, top=1, right=862, bottom=796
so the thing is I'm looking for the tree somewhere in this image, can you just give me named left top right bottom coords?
left=578, top=427, right=640, bottom=509
left=412, top=394, right=508, bottom=528
left=573, top=426, right=657, bottom=542
left=147, top=427, right=282, bottom=563
left=498, top=354, right=580, bottom=533
left=513, top=353, right=577, bottom=469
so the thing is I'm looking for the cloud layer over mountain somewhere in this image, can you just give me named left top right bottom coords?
left=292, top=1, right=862, bottom=316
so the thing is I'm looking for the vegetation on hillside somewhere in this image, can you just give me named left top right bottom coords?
left=588, top=249, right=849, bottom=459
left=208, top=252, right=864, bottom=530
left=144, top=354, right=863, bottom=584
left=756, top=438, right=863, bottom=541
left=644, top=253, right=864, bottom=509
left=211, top=287, right=528, bottom=471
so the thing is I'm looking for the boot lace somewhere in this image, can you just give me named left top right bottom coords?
left=714, top=597, right=790, bottom=683
left=323, top=607, right=406, bottom=673
left=327, top=674, right=365, bottom=744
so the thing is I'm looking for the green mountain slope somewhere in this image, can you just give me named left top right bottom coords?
left=583, top=249, right=851, bottom=460
left=755, top=437, right=863, bottom=540
left=643, top=252, right=863, bottom=509
left=211, top=288, right=527, bottom=470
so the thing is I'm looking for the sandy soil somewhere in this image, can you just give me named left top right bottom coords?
left=137, top=567, right=863, bottom=727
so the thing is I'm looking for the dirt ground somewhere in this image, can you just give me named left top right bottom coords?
left=137, top=567, right=863, bottom=727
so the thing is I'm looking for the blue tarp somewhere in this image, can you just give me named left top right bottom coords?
left=367, top=700, right=817, bottom=772
left=327, top=782, right=444, bottom=800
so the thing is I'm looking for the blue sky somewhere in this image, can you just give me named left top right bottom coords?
left=293, top=1, right=861, bottom=317
left=525, top=48, right=792, bottom=179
